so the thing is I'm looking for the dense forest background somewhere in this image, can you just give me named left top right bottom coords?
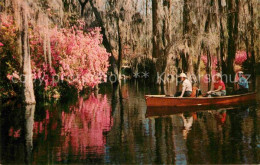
left=0, top=0, right=259, bottom=103
left=67, top=0, right=260, bottom=81
left=60, top=0, right=260, bottom=81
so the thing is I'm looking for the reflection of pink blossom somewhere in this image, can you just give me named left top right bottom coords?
left=8, top=127, right=21, bottom=138
left=59, top=94, right=113, bottom=161
left=32, top=94, right=113, bottom=162
left=14, top=129, right=21, bottom=138
left=8, top=127, right=14, bottom=136
left=33, top=110, right=50, bottom=139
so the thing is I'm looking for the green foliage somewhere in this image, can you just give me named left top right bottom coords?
left=0, top=15, right=22, bottom=101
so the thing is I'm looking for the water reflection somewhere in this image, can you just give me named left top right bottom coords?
left=32, top=94, right=113, bottom=163
left=58, top=95, right=112, bottom=162
left=0, top=104, right=35, bottom=164
left=0, top=78, right=259, bottom=164
left=187, top=106, right=259, bottom=164
left=25, top=105, right=35, bottom=164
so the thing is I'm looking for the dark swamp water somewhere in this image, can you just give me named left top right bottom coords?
left=0, top=77, right=260, bottom=164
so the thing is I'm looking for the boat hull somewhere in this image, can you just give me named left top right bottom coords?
left=146, top=103, right=257, bottom=118
left=145, top=92, right=257, bottom=107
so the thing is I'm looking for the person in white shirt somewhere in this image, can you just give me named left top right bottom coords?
left=174, top=73, right=192, bottom=97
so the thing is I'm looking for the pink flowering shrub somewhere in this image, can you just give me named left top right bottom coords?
left=235, top=51, right=249, bottom=65
left=201, top=54, right=218, bottom=83
left=201, top=51, right=249, bottom=83
left=201, top=55, right=218, bottom=68
left=0, top=13, right=110, bottom=99
left=201, top=51, right=249, bottom=67
left=30, top=25, right=110, bottom=91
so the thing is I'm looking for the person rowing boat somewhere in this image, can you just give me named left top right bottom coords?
left=174, top=73, right=192, bottom=97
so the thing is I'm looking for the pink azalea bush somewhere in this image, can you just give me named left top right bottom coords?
left=201, top=51, right=249, bottom=83
left=0, top=13, right=110, bottom=98
left=235, top=51, right=249, bottom=65
left=30, top=25, right=110, bottom=91
left=201, top=54, right=218, bottom=83
left=201, top=55, right=218, bottom=69
left=201, top=51, right=249, bottom=67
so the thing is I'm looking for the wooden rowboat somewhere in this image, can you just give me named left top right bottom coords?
left=145, top=92, right=257, bottom=107
left=146, top=106, right=255, bottom=118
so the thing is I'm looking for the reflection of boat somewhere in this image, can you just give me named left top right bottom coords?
left=145, top=92, right=256, bottom=107
left=146, top=106, right=238, bottom=118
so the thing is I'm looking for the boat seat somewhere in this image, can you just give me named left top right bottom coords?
left=190, top=87, right=198, bottom=97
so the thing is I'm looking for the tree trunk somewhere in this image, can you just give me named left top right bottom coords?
left=89, top=0, right=118, bottom=76
left=218, top=0, right=227, bottom=76
left=117, top=19, right=123, bottom=82
left=204, top=0, right=214, bottom=33
left=183, top=0, right=190, bottom=35
left=146, top=0, right=148, bottom=17
left=216, top=47, right=222, bottom=73
left=21, top=2, right=36, bottom=104
left=195, top=50, right=201, bottom=84
left=206, top=49, right=212, bottom=91
left=17, top=30, right=23, bottom=70
left=78, top=0, right=88, bottom=17
left=181, top=51, right=188, bottom=73
left=43, top=32, right=47, bottom=63
left=162, top=0, right=171, bottom=55
left=11, top=0, right=23, bottom=69
left=182, top=0, right=195, bottom=80
left=220, top=19, right=226, bottom=72
left=187, top=53, right=194, bottom=79
left=46, top=19, right=52, bottom=67
left=152, top=0, right=161, bottom=59
left=161, top=0, right=172, bottom=84
left=227, top=0, right=240, bottom=85
left=152, top=0, right=165, bottom=84
left=248, top=0, right=256, bottom=90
